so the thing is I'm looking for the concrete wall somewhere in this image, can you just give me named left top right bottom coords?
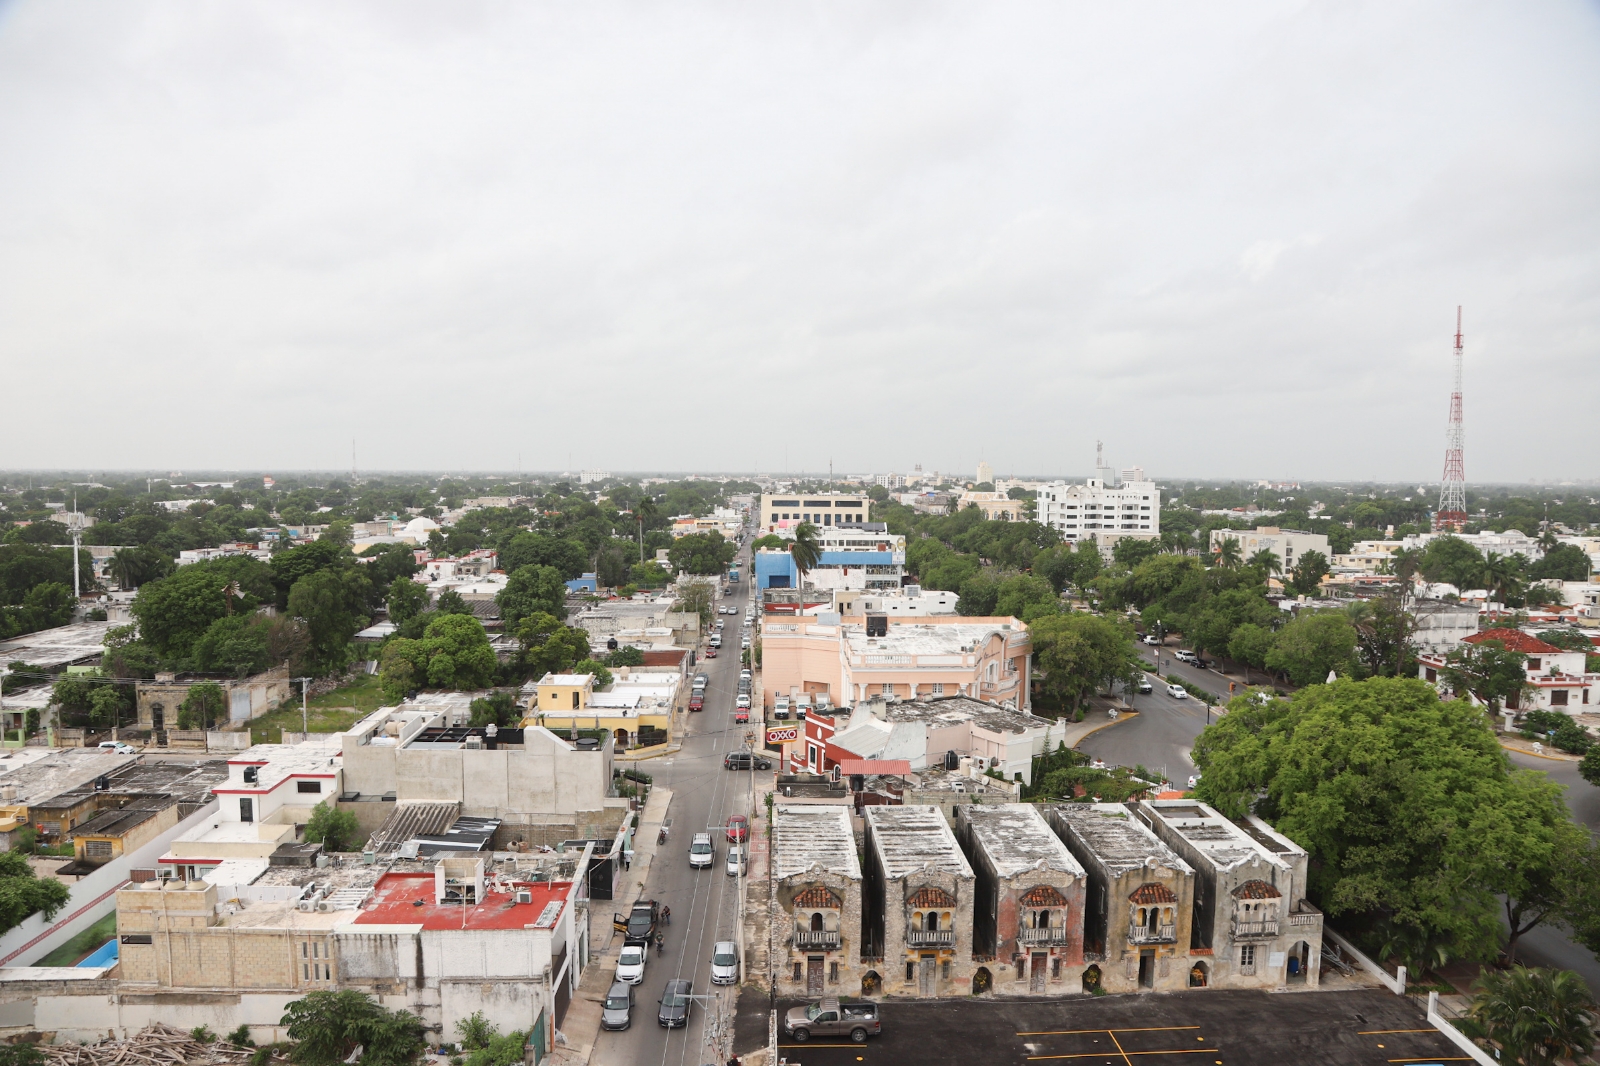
left=775, top=867, right=865, bottom=999
left=0, top=799, right=220, bottom=968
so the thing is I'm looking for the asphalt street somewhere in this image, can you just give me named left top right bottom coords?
left=590, top=540, right=762, bottom=1066
left=1077, top=654, right=1222, bottom=789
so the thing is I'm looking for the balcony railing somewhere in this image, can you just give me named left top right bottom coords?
left=794, top=930, right=841, bottom=950
left=905, top=928, right=955, bottom=948
left=1126, top=922, right=1176, bottom=945
left=1230, top=920, right=1279, bottom=939
left=1287, top=901, right=1322, bottom=928
left=1019, top=927, right=1070, bottom=946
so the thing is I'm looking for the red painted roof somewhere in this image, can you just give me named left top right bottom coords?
left=352, top=872, right=569, bottom=931
left=838, top=760, right=911, bottom=776
left=1463, top=629, right=1563, bottom=655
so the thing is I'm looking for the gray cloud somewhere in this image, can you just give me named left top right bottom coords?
left=1, top=1, right=1596, bottom=481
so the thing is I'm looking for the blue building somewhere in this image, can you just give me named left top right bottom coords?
left=565, top=572, right=600, bottom=594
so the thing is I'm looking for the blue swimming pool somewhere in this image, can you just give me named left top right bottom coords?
left=76, top=938, right=118, bottom=968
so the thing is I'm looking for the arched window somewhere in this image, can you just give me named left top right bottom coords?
left=925, top=911, right=940, bottom=932
left=810, top=912, right=824, bottom=932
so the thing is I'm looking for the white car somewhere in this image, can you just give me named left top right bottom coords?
left=1167, top=683, right=1188, bottom=699
left=1142, top=634, right=1161, bottom=646
left=725, top=846, right=747, bottom=877
left=616, top=943, right=647, bottom=985
left=689, top=833, right=715, bottom=870
left=736, top=694, right=751, bottom=709
left=98, top=741, right=135, bottom=755
left=739, top=670, right=752, bottom=682
left=741, top=638, right=751, bottom=649
left=710, top=940, right=739, bottom=984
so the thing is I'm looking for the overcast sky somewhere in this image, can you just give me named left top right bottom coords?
left=2, top=2, right=1597, bottom=483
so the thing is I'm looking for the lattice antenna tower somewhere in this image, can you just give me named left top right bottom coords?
left=1434, top=307, right=1467, bottom=531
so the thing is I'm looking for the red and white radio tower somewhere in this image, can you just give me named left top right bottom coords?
left=1434, top=307, right=1467, bottom=532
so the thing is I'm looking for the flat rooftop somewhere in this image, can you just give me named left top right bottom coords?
left=36, top=759, right=229, bottom=812
left=1051, top=803, right=1192, bottom=879
left=844, top=621, right=1026, bottom=658
left=887, top=696, right=1052, bottom=736
left=905, top=768, right=1012, bottom=797
left=0, top=749, right=141, bottom=806
left=0, top=620, right=116, bottom=670
left=774, top=805, right=861, bottom=881
left=865, top=804, right=972, bottom=881
left=962, top=804, right=1084, bottom=880
left=231, top=743, right=341, bottom=791
left=352, top=872, right=569, bottom=931
left=1143, top=801, right=1293, bottom=876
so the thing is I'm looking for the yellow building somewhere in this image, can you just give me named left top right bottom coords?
left=532, top=673, right=597, bottom=714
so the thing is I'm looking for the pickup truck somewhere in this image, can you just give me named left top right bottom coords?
left=613, top=900, right=659, bottom=944
left=783, top=998, right=880, bottom=1043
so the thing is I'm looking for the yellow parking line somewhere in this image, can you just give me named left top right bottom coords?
left=1026, top=1051, right=1215, bottom=1061
left=1018, top=1026, right=1201, bottom=1037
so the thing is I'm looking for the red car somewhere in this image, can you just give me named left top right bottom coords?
left=689, top=694, right=704, bottom=712
left=705, top=647, right=718, bottom=658
left=725, top=815, right=749, bottom=843
left=734, top=707, right=748, bottom=723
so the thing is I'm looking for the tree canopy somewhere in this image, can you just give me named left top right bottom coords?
left=1030, top=612, right=1140, bottom=715
left=1193, top=677, right=1600, bottom=969
left=497, top=565, right=567, bottom=625
left=668, top=532, right=737, bottom=576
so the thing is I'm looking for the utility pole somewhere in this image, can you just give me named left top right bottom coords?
left=297, top=677, right=312, bottom=736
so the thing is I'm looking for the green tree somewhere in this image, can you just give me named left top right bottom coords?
left=1287, top=550, right=1329, bottom=596
left=750, top=534, right=786, bottom=552
left=178, top=682, right=228, bottom=730
left=1344, top=594, right=1416, bottom=678
left=571, top=658, right=613, bottom=689
left=1112, top=538, right=1161, bottom=569
left=672, top=579, right=715, bottom=626
left=1531, top=543, right=1591, bottom=582
left=358, top=543, right=422, bottom=590
left=1193, top=678, right=1583, bottom=969
left=385, top=578, right=430, bottom=625
left=500, top=532, right=589, bottom=580
left=380, top=613, right=498, bottom=695
left=667, top=532, right=737, bottom=576
left=0, top=849, right=71, bottom=934
left=1418, top=535, right=1485, bottom=589
left=270, top=540, right=355, bottom=608
left=130, top=557, right=273, bottom=660
left=468, top=692, right=519, bottom=728
left=88, top=683, right=131, bottom=729
left=286, top=569, right=371, bottom=675
left=1264, top=611, right=1356, bottom=686
left=1481, top=551, right=1527, bottom=605
left=497, top=565, right=567, bottom=625
left=280, top=990, right=424, bottom=1066
left=993, top=574, right=1058, bottom=622
left=1211, top=536, right=1243, bottom=569
left=108, top=545, right=172, bottom=590
left=1464, top=966, right=1595, bottom=1066
left=1440, top=639, right=1528, bottom=713
left=303, top=801, right=363, bottom=853
left=510, top=613, right=591, bottom=680
left=630, top=561, right=670, bottom=588
left=191, top=615, right=273, bottom=678
left=789, top=523, right=821, bottom=585
left=455, top=1011, right=495, bottom=1051
left=1030, top=612, right=1140, bottom=715
left=955, top=572, right=999, bottom=616
left=1227, top=623, right=1275, bottom=682
left=433, top=588, right=471, bottom=617
left=1246, top=548, right=1282, bottom=577
left=606, top=645, right=645, bottom=667
left=1579, top=747, right=1600, bottom=787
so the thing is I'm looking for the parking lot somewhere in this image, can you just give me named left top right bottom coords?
left=735, top=987, right=1467, bottom=1066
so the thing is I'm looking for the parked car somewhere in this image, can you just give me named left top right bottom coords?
left=616, top=943, right=646, bottom=985
left=1192, top=656, right=1212, bottom=669
left=657, top=979, right=693, bottom=1028
left=694, top=673, right=710, bottom=687
left=726, top=814, right=749, bottom=843
left=1174, top=649, right=1197, bottom=663
left=736, top=693, right=751, bottom=709
left=726, top=845, right=747, bottom=877
left=1167, top=683, right=1188, bottom=699
left=705, top=647, right=718, bottom=658
left=710, top=940, right=739, bottom=985
left=98, top=741, right=135, bottom=755
left=1137, top=678, right=1153, bottom=694
left=734, top=707, right=749, bottom=723
left=1142, top=634, right=1161, bottom=646
left=689, top=833, right=714, bottom=869
left=741, top=638, right=751, bottom=649
left=601, top=981, right=634, bottom=1030
left=783, top=998, right=881, bottom=1044
left=710, top=635, right=722, bottom=647
left=740, top=670, right=752, bottom=682
left=724, top=752, right=772, bottom=771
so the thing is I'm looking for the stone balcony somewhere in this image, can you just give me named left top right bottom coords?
left=905, top=927, right=955, bottom=948
left=1126, top=922, right=1176, bottom=945
left=794, top=929, right=841, bottom=950
left=1018, top=927, right=1071, bottom=946
left=1230, top=920, right=1279, bottom=939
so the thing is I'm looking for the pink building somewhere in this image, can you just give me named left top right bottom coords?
left=760, top=615, right=1032, bottom=713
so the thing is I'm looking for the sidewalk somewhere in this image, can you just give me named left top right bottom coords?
left=546, top=784, right=674, bottom=1066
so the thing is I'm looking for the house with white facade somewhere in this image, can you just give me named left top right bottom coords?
left=1418, top=627, right=1597, bottom=712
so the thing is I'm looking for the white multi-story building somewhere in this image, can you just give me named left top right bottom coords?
left=1035, top=476, right=1159, bottom=543
left=1208, top=527, right=1330, bottom=572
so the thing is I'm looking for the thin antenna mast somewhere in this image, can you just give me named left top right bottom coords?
left=1434, top=308, right=1467, bottom=531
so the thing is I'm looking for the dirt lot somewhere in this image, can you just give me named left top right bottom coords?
left=735, top=986, right=1466, bottom=1066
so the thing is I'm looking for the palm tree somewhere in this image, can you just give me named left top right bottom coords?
left=1246, top=548, right=1281, bottom=577
left=635, top=499, right=659, bottom=562
left=108, top=548, right=141, bottom=590
left=1482, top=551, right=1527, bottom=606
left=790, top=523, right=821, bottom=587
left=1390, top=547, right=1422, bottom=586
left=1465, top=966, right=1596, bottom=1066
left=1212, top=537, right=1242, bottom=569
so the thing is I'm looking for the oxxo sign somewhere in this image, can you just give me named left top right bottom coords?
left=766, top=726, right=799, bottom=744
